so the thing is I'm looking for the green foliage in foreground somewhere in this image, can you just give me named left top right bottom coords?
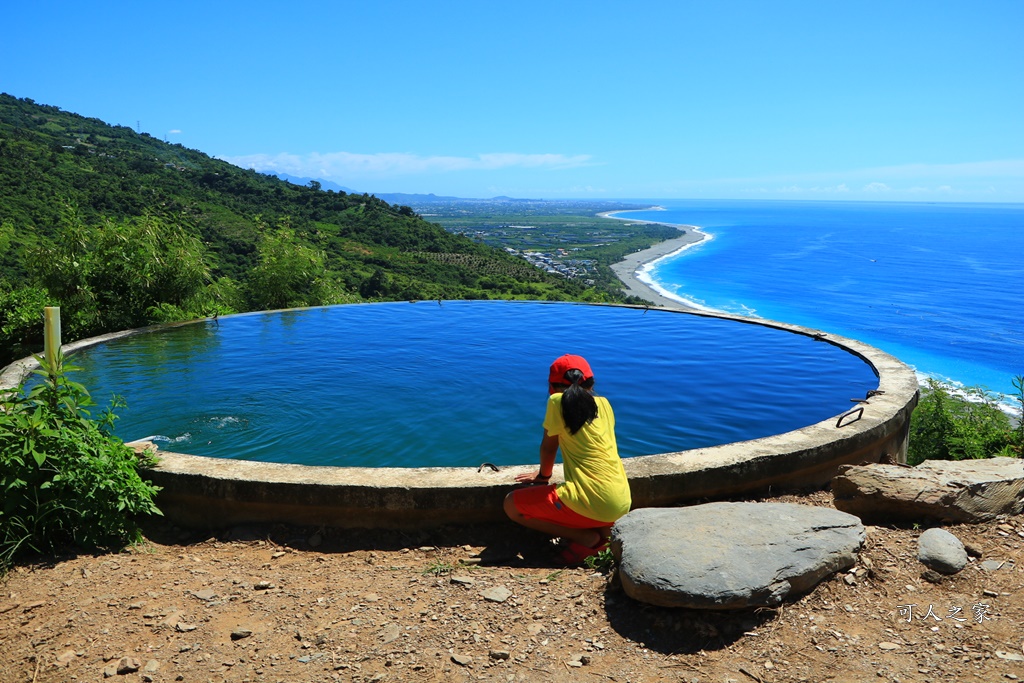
left=907, top=377, right=1024, bottom=466
left=583, top=547, right=616, bottom=573
left=0, top=354, right=161, bottom=571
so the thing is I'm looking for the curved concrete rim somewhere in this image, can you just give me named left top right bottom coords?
left=1, top=302, right=920, bottom=530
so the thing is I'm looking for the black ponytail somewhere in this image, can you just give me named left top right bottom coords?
left=560, top=368, right=598, bottom=435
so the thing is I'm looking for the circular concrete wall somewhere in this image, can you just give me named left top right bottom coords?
left=1, top=304, right=919, bottom=530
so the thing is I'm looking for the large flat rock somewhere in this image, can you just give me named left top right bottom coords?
left=832, top=457, right=1024, bottom=523
left=611, top=502, right=864, bottom=610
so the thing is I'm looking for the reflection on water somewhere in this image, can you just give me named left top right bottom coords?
left=61, top=302, right=879, bottom=468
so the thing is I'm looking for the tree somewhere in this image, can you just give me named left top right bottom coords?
left=244, top=221, right=344, bottom=310
left=30, top=206, right=215, bottom=336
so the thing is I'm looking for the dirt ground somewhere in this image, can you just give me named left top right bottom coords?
left=2, top=489, right=1023, bottom=683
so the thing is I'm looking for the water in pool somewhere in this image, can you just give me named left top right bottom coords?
left=59, top=301, right=879, bottom=467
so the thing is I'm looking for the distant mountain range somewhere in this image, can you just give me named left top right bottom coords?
left=270, top=174, right=539, bottom=205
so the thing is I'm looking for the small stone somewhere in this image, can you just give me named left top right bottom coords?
left=363, top=593, right=381, bottom=602
left=175, top=622, right=197, bottom=632
left=995, top=651, right=1024, bottom=662
left=271, top=551, right=286, bottom=559
left=451, top=653, right=473, bottom=666
left=450, top=576, right=475, bottom=586
left=489, top=650, right=511, bottom=661
left=918, top=528, right=968, bottom=575
left=981, top=559, right=1005, bottom=571
left=921, top=569, right=945, bottom=584
left=879, top=642, right=901, bottom=651
left=144, top=660, right=160, bottom=673
left=481, top=586, right=513, bottom=603
left=56, top=650, right=77, bottom=666
left=193, top=589, right=217, bottom=601
left=117, top=657, right=141, bottom=674
left=102, top=663, right=118, bottom=678
left=380, top=623, right=401, bottom=644
left=230, top=628, right=253, bottom=641
left=254, top=580, right=275, bottom=590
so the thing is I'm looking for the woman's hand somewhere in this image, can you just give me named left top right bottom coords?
left=514, top=470, right=550, bottom=485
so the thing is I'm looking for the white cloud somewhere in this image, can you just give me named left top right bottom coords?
left=863, top=182, right=891, bottom=193
left=219, top=151, right=594, bottom=179
left=168, top=129, right=182, bottom=134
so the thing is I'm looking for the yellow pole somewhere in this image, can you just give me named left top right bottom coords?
left=43, top=306, right=61, bottom=371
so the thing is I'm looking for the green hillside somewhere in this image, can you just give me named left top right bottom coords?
left=0, top=94, right=630, bottom=365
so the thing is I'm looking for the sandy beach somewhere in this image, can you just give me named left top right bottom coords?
left=599, top=210, right=707, bottom=310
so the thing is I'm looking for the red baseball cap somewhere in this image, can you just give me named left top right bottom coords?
left=548, top=354, right=594, bottom=385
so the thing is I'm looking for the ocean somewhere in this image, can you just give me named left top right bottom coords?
left=617, top=200, right=1024, bottom=411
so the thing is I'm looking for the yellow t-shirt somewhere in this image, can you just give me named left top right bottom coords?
left=543, top=393, right=631, bottom=523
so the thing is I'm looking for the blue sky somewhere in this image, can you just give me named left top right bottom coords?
left=4, top=1, right=1022, bottom=201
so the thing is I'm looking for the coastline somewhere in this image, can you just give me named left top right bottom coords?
left=599, top=206, right=1022, bottom=418
left=599, top=209, right=708, bottom=310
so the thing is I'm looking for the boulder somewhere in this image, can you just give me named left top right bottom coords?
left=611, top=502, right=864, bottom=610
left=832, top=457, right=1024, bottom=523
left=917, top=528, right=968, bottom=575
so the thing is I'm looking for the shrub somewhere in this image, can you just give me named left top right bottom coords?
left=0, top=353, right=161, bottom=570
left=907, top=379, right=1016, bottom=465
left=1010, top=375, right=1024, bottom=457
left=0, top=285, right=56, bottom=366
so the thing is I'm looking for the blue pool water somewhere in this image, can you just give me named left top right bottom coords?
left=61, top=301, right=878, bottom=467
left=618, top=200, right=1023, bottom=409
